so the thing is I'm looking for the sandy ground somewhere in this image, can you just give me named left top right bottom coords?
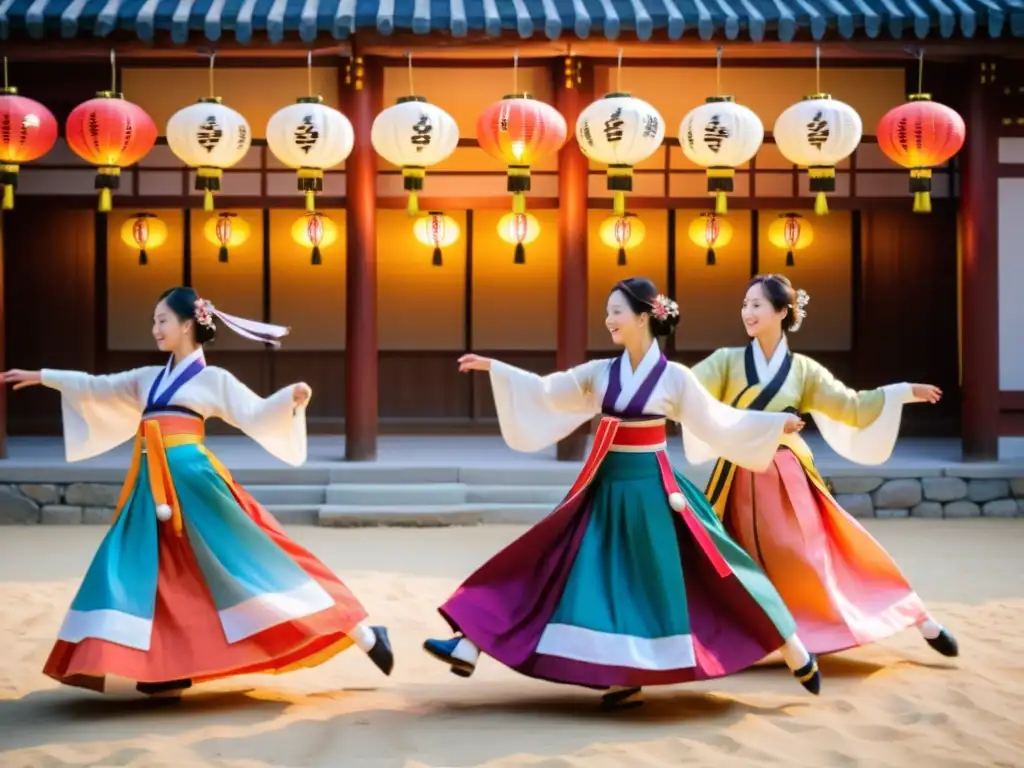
left=0, top=521, right=1022, bottom=768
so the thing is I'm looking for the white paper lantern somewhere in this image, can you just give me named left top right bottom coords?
left=679, top=97, right=764, bottom=214
left=371, top=96, right=459, bottom=217
left=575, top=92, right=665, bottom=215
left=266, top=96, right=354, bottom=211
left=166, top=98, right=252, bottom=212
left=773, top=94, right=863, bottom=215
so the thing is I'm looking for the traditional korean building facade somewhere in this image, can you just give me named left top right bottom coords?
left=0, top=2, right=1020, bottom=461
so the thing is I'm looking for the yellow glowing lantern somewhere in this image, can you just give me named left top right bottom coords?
left=599, top=212, right=646, bottom=266
left=203, top=212, right=251, bottom=263
left=120, top=212, right=168, bottom=266
left=686, top=212, right=734, bottom=266
left=496, top=211, right=541, bottom=264
left=412, top=211, right=460, bottom=266
left=767, top=212, right=814, bottom=266
left=290, top=211, right=338, bottom=265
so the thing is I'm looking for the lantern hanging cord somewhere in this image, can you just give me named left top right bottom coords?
left=407, top=51, right=414, bottom=96
left=513, top=49, right=519, bottom=94
left=616, top=48, right=623, bottom=92
left=815, top=46, right=820, bottom=94
left=110, top=49, right=116, bottom=93
left=2, top=57, right=7, bottom=90
left=715, top=46, right=723, bottom=96
left=307, top=51, right=313, bottom=97
left=209, top=51, right=216, bottom=99
left=917, top=47, right=924, bottom=94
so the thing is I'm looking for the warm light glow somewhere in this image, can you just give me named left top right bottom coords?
left=203, top=213, right=251, bottom=248
left=413, top=212, right=460, bottom=248
left=767, top=213, right=814, bottom=252
left=497, top=212, right=541, bottom=246
left=599, top=213, right=647, bottom=251
left=290, top=212, right=338, bottom=249
left=120, top=213, right=168, bottom=252
left=687, top=213, right=734, bottom=250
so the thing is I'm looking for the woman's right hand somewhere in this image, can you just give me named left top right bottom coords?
left=783, top=414, right=805, bottom=434
left=0, top=369, right=42, bottom=390
left=458, top=354, right=492, bottom=373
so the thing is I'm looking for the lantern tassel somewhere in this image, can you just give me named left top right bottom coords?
left=407, top=191, right=420, bottom=217
left=714, top=191, right=727, bottom=215
left=617, top=247, right=627, bottom=267
left=913, top=191, right=932, bottom=214
left=514, top=243, right=526, bottom=265
left=304, top=190, right=315, bottom=212
left=98, top=188, right=112, bottom=213
left=613, top=191, right=626, bottom=217
left=706, top=248, right=716, bottom=266
left=432, top=247, right=442, bottom=267
left=203, top=189, right=214, bottom=212
left=1, top=184, right=12, bottom=210
left=139, top=249, right=148, bottom=266
left=786, top=250, right=795, bottom=267
left=813, top=191, right=828, bottom=216
left=218, top=246, right=229, bottom=263
left=311, top=246, right=322, bottom=266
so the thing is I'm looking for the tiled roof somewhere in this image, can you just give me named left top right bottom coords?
left=0, top=0, right=1020, bottom=43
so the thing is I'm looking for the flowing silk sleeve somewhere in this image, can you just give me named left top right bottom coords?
left=799, top=356, right=918, bottom=465
left=666, top=362, right=789, bottom=471
left=488, top=359, right=603, bottom=452
left=41, top=368, right=149, bottom=462
left=689, top=347, right=731, bottom=402
left=211, top=368, right=308, bottom=466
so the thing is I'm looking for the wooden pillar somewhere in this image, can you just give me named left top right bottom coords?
left=554, top=57, right=591, bottom=462
left=959, top=60, right=1000, bottom=460
left=340, top=54, right=382, bottom=461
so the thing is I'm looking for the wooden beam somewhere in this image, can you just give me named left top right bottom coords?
left=959, top=59, right=1001, bottom=460
left=554, top=56, right=592, bottom=462
left=340, top=53, right=383, bottom=461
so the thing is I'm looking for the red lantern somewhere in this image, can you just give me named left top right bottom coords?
left=214, top=212, right=234, bottom=263
left=306, top=212, right=325, bottom=266
left=476, top=95, right=567, bottom=214
left=65, top=91, right=157, bottom=212
left=876, top=94, right=965, bottom=214
left=0, top=87, right=58, bottom=210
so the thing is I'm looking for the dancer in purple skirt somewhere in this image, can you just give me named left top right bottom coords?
left=423, top=278, right=822, bottom=710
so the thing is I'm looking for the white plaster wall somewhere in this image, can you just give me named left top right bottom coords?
left=997, top=176, right=1024, bottom=390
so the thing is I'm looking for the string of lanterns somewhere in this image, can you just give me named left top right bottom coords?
left=0, top=48, right=967, bottom=272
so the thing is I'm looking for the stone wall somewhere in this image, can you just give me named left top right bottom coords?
left=0, top=476, right=1022, bottom=523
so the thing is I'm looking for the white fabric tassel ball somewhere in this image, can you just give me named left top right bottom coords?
left=156, top=504, right=173, bottom=521
left=668, top=492, right=686, bottom=512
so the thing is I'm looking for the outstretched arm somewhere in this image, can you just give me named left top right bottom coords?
left=212, top=369, right=310, bottom=466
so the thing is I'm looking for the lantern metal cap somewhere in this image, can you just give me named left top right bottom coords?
left=425, top=210, right=445, bottom=215
left=297, top=95, right=323, bottom=104
left=604, top=91, right=632, bottom=98
left=397, top=95, right=427, bottom=104
left=131, top=212, right=158, bottom=218
left=95, top=90, right=124, bottom=99
left=198, top=96, right=223, bottom=104
left=705, top=96, right=734, bottom=103
left=908, top=93, right=933, bottom=101
left=0, top=86, right=17, bottom=95
left=501, top=93, right=534, bottom=100
left=802, top=93, right=831, bottom=101
left=780, top=212, right=803, bottom=218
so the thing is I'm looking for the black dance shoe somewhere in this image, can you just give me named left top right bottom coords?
left=794, top=654, right=821, bottom=695
left=926, top=628, right=959, bottom=658
left=599, top=686, right=644, bottom=710
left=367, top=625, right=394, bottom=676
left=136, top=678, right=192, bottom=697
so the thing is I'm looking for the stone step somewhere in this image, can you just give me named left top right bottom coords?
left=246, top=485, right=326, bottom=505
left=465, top=485, right=566, bottom=504
left=318, top=503, right=551, bottom=527
left=264, top=505, right=321, bottom=525
left=324, top=482, right=467, bottom=506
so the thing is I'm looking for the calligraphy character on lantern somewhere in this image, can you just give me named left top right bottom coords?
left=0, top=286, right=395, bottom=696
left=689, top=273, right=958, bottom=664
left=421, top=276, right=822, bottom=710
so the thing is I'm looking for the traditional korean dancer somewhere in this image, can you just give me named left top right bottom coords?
left=690, top=273, right=957, bottom=658
left=0, top=286, right=393, bottom=696
left=423, top=277, right=822, bottom=710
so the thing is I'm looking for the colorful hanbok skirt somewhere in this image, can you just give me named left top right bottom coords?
left=438, top=417, right=799, bottom=689
left=724, top=446, right=927, bottom=655
left=44, top=413, right=368, bottom=692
